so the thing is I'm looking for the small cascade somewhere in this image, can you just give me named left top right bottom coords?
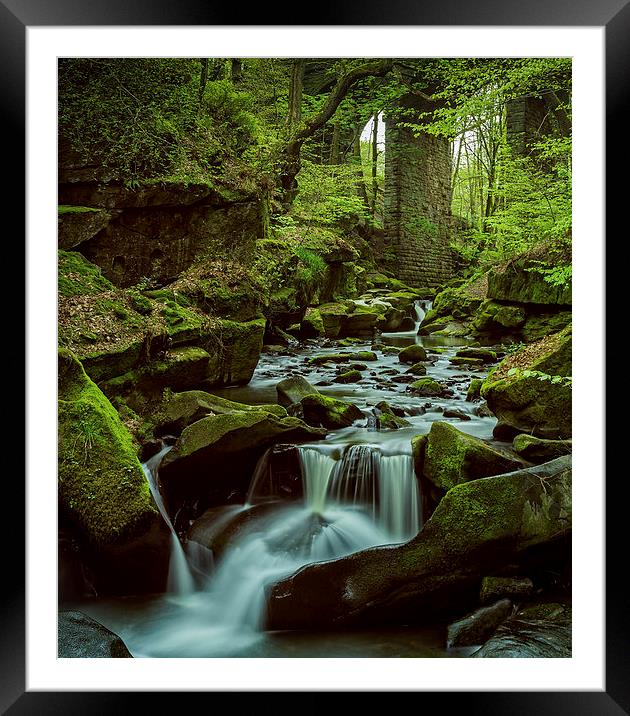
left=142, top=446, right=196, bottom=595
left=414, top=299, right=432, bottom=332
left=298, top=444, right=422, bottom=542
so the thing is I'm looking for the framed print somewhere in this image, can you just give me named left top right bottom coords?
left=3, top=0, right=622, bottom=710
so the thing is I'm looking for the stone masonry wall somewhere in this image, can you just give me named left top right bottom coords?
left=383, top=96, right=456, bottom=288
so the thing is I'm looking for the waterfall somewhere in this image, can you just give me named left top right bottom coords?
left=142, top=447, right=196, bottom=595
left=414, top=299, right=432, bottom=332
left=298, top=445, right=422, bottom=542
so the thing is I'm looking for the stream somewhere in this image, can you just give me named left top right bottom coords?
left=71, top=301, right=500, bottom=657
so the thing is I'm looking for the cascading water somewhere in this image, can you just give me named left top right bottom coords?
left=142, top=446, right=196, bottom=596
left=414, top=299, right=432, bottom=332
left=122, top=441, right=422, bottom=656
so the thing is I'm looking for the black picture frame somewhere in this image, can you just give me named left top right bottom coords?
left=4, top=0, right=619, bottom=710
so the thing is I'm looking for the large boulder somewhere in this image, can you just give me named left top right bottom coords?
left=447, top=599, right=514, bottom=648
left=422, top=422, right=526, bottom=494
left=160, top=410, right=325, bottom=506
left=58, top=349, right=169, bottom=594
left=487, top=258, right=572, bottom=306
left=398, top=344, right=428, bottom=364
left=482, top=327, right=572, bottom=440
left=512, top=434, right=572, bottom=463
left=473, top=603, right=572, bottom=657
left=276, top=376, right=319, bottom=408
left=156, top=390, right=286, bottom=435
left=299, top=394, right=364, bottom=429
left=58, top=611, right=132, bottom=658
left=266, top=456, right=571, bottom=629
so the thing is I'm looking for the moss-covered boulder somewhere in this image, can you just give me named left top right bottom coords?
left=205, top=318, right=266, bottom=386
left=155, top=389, right=286, bottom=436
left=407, top=377, right=446, bottom=397
left=466, top=378, right=483, bottom=402
left=487, top=258, right=572, bottom=306
left=58, top=206, right=114, bottom=251
left=318, top=302, right=350, bottom=338
left=266, top=456, right=572, bottom=629
left=299, top=394, right=364, bottom=429
left=373, top=402, right=410, bottom=430
left=160, top=410, right=326, bottom=504
left=275, top=375, right=319, bottom=407
left=482, top=327, right=572, bottom=440
left=58, top=250, right=115, bottom=297
left=58, top=349, right=168, bottom=594
left=471, top=300, right=527, bottom=335
left=300, top=308, right=325, bottom=338
left=455, top=347, right=498, bottom=363
left=449, top=356, right=484, bottom=367
left=512, top=434, right=572, bottom=463
left=406, top=362, right=427, bottom=376
left=423, top=422, right=525, bottom=494
left=334, top=369, right=363, bottom=384
left=399, top=344, right=428, bottom=364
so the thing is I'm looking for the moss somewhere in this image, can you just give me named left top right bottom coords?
left=411, top=434, right=428, bottom=478
left=449, top=356, right=484, bottom=367
left=308, top=351, right=377, bottom=366
left=58, top=205, right=101, bottom=215
left=521, top=311, right=572, bottom=343
left=432, top=286, right=483, bottom=320
left=300, top=308, right=324, bottom=338
left=398, top=345, right=428, bottom=363
left=408, top=377, right=445, bottom=396
left=466, top=378, right=483, bottom=402
left=455, top=347, right=497, bottom=363
left=206, top=317, right=266, bottom=386
left=58, top=250, right=114, bottom=297
left=80, top=340, right=144, bottom=383
left=406, top=362, right=427, bottom=376
left=300, top=394, right=364, bottom=429
left=334, top=370, right=363, bottom=384
left=423, top=422, right=523, bottom=493
left=58, top=349, right=158, bottom=546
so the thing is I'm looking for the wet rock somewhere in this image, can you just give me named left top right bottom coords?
left=58, top=611, right=132, bottom=658
left=423, top=422, right=526, bottom=493
left=407, top=377, right=447, bottom=396
left=449, top=356, right=484, bottom=368
left=512, top=434, right=572, bottom=463
left=348, top=362, right=368, bottom=372
left=475, top=402, right=494, bottom=418
left=58, top=349, right=169, bottom=595
left=447, top=599, right=514, bottom=648
left=157, top=390, right=286, bottom=435
left=406, top=362, right=427, bottom=376
left=160, top=411, right=325, bottom=504
left=398, top=344, right=428, bottom=363
left=139, top=439, right=163, bottom=462
left=300, top=308, right=325, bottom=338
left=334, top=370, right=363, bottom=384
left=442, top=408, right=471, bottom=421
left=276, top=376, right=320, bottom=408
left=482, top=327, right=572, bottom=440
left=398, top=316, right=416, bottom=331
left=308, top=351, right=377, bottom=366
left=299, top=394, right=364, bottom=429
left=473, top=603, right=572, bottom=657
left=466, top=378, right=483, bottom=402
left=480, top=576, right=534, bottom=604
left=391, top=374, right=417, bottom=384
left=375, top=401, right=406, bottom=418
left=455, top=347, right=498, bottom=363
left=266, top=456, right=572, bottom=629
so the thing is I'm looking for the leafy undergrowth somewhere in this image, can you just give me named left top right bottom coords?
left=490, top=328, right=570, bottom=382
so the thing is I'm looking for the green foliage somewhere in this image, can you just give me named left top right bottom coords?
left=59, top=59, right=259, bottom=182
left=292, top=160, right=370, bottom=225
left=507, top=367, right=572, bottom=387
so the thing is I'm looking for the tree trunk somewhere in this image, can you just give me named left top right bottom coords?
left=330, top=123, right=341, bottom=164
left=353, top=128, right=370, bottom=212
left=277, top=59, right=393, bottom=206
left=371, top=112, right=379, bottom=217
left=198, top=58, right=208, bottom=106
left=287, top=59, right=305, bottom=129
left=231, top=59, right=243, bottom=84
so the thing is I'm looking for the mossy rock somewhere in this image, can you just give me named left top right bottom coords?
left=308, top=351, right=377, bottom=366
left=521, top=311, right=572, bottom=343
left=318, top=303, right=350, bottom=338
left=411, top=434, right=428, bottom=479
left=487, top=258, right=572, bottom=306
left=143, top=347, right=211, bottom=390
left=512, top=434, right=572, bottom=463
left=80, top=340, right=144, bottom=383
left=160, top=410, right=326, bottom=495
left=300, top=308, right=324, bottom=338
left=406, top=362, right=427, bottom=376
left=156, top=389, right=286, bottom=436
left=455, top=347, right=498, bottom=363
left=58, top=350, right=168, bottom=592
left=423, top=422, right=525, bottom=493
left=205, top=318, right=266, bottom=387
left=449, top=356, right=484, bottom=367
left=334, top=370, right=363, bottom=384
left=59, top=250, right=115, bottom=297
left=276, top=376, right=320, bottom=407
left=398, top=345, right=427, bottom=363
left=58, top=207, right=112, bottom=251
left=466, top=378, right=483, bottom=402
left=482, top=327, right=572, bottom=439
left=266, top=456, right=571, bottom=629
left=299, top=394, right=364, bottom=429
left=432, top=286, right=483, bottom=320
left=472, top=301, right=527, bottom=335
left=407, top=377, right=446, bottom=397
